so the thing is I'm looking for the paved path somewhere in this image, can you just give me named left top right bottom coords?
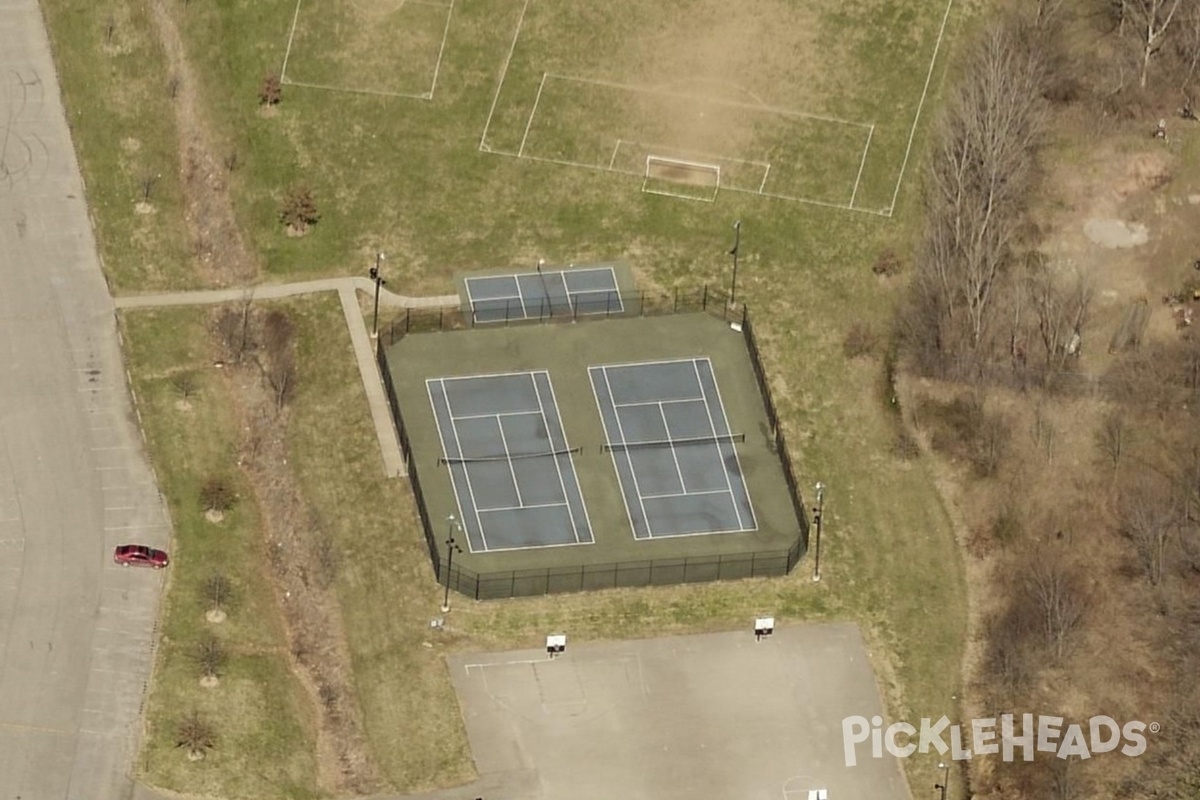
left=115, top=280, right=461, bottom=478
left=0, top=1, right=169, bottom=798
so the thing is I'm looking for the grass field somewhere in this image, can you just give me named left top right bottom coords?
left=42, top=0, right=976, bottom=795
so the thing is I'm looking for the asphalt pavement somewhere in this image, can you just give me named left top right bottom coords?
left=0, top=0, right=168, bottom=797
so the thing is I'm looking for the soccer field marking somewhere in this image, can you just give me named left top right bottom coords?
left=544, top=73, right=873, bottom=129
left=279, top=0, right=454, bottom=101
left=518, top=72, right=548, bottom=158
left=490, top=71, right=881, bottom=211
left=479, top=0, right=532, bottom=151
left=849, top=124, right=875, bottom=210
left=480, top=0, right=957, bottom=215
left=426, top=0, right=455, bottom=99
left=888, top=0, right=956, bottom=216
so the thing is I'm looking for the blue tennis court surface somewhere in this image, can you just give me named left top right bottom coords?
left=427, top=371, right=593, bottom=552
left=466, top=265, right=623, bottom=323
left=589, top=358, right=757, bottom=538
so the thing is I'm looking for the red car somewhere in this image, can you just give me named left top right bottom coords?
left=113, top=544, right=169, bottom=568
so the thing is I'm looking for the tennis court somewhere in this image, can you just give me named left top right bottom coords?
left=589, top=358, right=756, bottom=538
left=466, top=265, right=623, bottom=323
left=427, top=371, right=593, bottom=552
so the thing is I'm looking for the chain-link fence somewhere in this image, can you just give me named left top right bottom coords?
left=376, top=287, right=809, bottom=598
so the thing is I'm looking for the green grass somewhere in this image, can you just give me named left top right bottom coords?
left=40, top=0, right=197, bottom=291
left=49, top=0, right=978, bottom=794
left=120, top=309, right=318, bottom=799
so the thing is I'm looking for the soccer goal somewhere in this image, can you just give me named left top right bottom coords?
left=642, top=155, right=721, bottom=202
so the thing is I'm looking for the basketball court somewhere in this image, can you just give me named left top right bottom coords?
left=447, top=623, right=910, bottom=800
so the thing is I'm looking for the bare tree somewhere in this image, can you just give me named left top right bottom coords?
left=203, top=571, right=233, bottom=615
left=170, top=370, right=198, bottom=401
left=1177, top=1, right=1200, bottom=92
left=908, top=19, right=1049, bottom=370
left=1029, top=261, right=1092, bottom=385
left=175, top=710, right=216, bottom=760
left=194, top=635, right=226, bottom=680
left=260, top=310, right=298, bottom=410
left=1117, top=473, right=1179, bottom=584
left=1127, top=0, right=1185, bottom=87
left=1025, top=549, right=1087, bottom=660
left=1096, top=408, right=1129, bottom=478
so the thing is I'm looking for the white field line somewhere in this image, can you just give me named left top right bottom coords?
left=758, top=163, right=772, bottom=194
left=642, top=183, right=717, bottom=203
left=888, top=0, right=956, bottom=216
left=609, top=139, right=623, bottom=170
left=427, top=0, right=455, bottom=100
left=545, top=72, right=873, bottom=130
left=485, top=148, right=887, bottom=215
left=280, top=0, right=304, bottom=81
left=849, top=123, right=875, bottom=209
left=280, top=79, right=433, bottom=100
left=479, top=0, right=532, bottom=151
left=518, top=72, right=548, bottom=158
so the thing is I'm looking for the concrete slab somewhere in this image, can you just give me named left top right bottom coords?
left=447, top=623, right=910, bottom=800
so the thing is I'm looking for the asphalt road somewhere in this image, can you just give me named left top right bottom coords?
left=0, top=0, right=168, bottom=797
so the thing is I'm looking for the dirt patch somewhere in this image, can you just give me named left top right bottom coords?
left=212, top=306, right=384, bottom=795
left=145, top=0, right=257, bottom=286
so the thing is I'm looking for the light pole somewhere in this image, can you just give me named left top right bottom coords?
left=812, top=481, right=825, bottom=582
left=441, top=514, right=463, bottom=613
left=728, top=220, right=742, bottom=307
left=934, top=761, right=949, bottom=800
left=369, top=252, right=386, bottom=337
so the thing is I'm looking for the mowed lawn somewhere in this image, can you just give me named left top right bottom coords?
left=44, top=0, right=973, bottom=796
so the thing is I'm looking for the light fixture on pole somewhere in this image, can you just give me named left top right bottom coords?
left=934, top=761, right=949, bottom=800
left=441, top=514, right=463, bottom=613
left=812, top=481, right=826, bottom=582
left=728, top=220, right=742, bottom=307
left=369, top=251, right=387, bottom=337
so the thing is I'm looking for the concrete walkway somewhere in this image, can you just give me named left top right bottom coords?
left=115, top=280, right=460, bottom=479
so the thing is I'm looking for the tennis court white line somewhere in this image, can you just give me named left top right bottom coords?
left=613, top=397, right=703, bottom=410
left=451, top=409, right=541, bottom=422
left=692, top=358, right=740, bottom=527
left=599, top=366, right=654, bottom=537
left=478, top=501, right=569, bottom=513
left=640, top=489, right=731, bottom=500
left=588, top=368, right=638, bottom=541
left=533, top=373, right=586, bottom=544
left=697, top=358, right=758, bottom=531
left=439, top=369, right=550, bottom=382
left=656, top=402, right=690, bottom=495
left=427, top=378, right=490, bottom=552
left=494, top=414, right=525, bottom=507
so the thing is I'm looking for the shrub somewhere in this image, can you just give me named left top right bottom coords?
left=843, top=322, right=878, bottom=359
left=199, top=476, right=236, bottom=513
left=279, top=183, right=319, bottom=234
left=175, top=711, right=216, bottom=759
left=872, top=248, right=903, bottom=277
left=258, top=73, right=281, bottom=106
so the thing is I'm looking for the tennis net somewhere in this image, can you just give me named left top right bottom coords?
left=438, top=446, right=582, bottom=465
left=601, top=433, right=745, bottom=453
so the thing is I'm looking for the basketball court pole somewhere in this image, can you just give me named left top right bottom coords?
left=370, top=251, right=387, bottom=336
left=729, top=220, right=741, bottom=306
left=812, top=481, right=825, bottom=582
left=442, top=514, right=463, bottom=612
